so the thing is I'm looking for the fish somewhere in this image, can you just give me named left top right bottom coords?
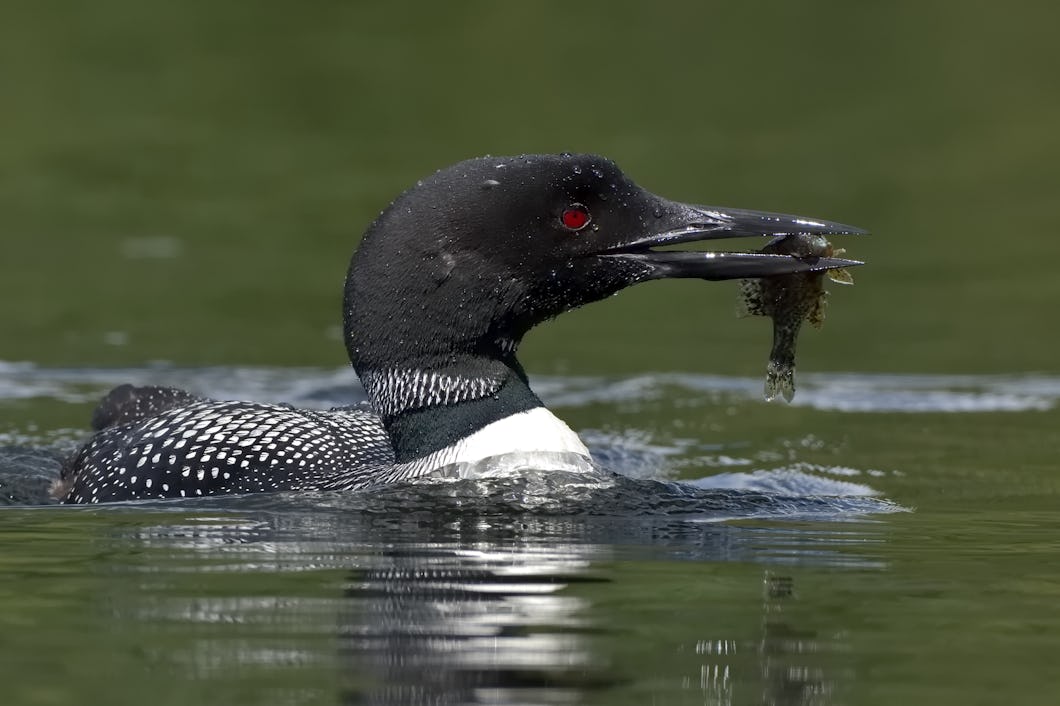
left=737, top=234, right=854, bottom=402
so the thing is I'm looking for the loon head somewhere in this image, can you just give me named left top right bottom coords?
left=344, top=153, right=863, bottom=462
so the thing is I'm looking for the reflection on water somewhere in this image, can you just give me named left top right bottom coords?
left=94, top=509, right=887, bottom=705
left=339, top=548, right=607, bottom=704
left=758, top=573, right=836, bottom=706
left=685, top=573, right=841, bottom=706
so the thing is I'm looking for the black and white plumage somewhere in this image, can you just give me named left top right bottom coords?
left=61, top=388, right=395, bottom=503
left=56, top=154, right=865, bottom=503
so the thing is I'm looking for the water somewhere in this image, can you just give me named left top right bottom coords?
left=4, top=0, right=1060, bottom=703
left=3, top=367, right=1060, bottom=704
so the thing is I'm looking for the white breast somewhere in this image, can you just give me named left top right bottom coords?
left=394, top=407, right=594, bottom=481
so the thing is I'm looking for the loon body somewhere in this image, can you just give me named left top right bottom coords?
left=55, top=154, right=864, bottom=503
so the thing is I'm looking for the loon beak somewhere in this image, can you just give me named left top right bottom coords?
left=603, top=202, right=867, bottom=280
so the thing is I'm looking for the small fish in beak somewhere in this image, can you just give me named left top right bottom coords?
left=738, top=234, right=855, bottom=402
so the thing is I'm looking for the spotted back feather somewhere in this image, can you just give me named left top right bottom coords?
left=60, top=398, right=395, bottom=503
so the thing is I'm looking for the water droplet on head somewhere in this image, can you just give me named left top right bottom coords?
left=652, top=207, right=663, bottom=218
left=572, top=165, right=582, bottom=175
left=592, top=168, right=604, bottom=178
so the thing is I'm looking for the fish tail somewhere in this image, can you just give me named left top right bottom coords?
left=764, top=360, right=795, bottom=402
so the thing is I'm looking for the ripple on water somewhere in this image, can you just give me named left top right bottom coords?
left=5, top=362, right=1049, bottom=514
left=2, top=362, right=1057, bottom=413
left=538, top=371, right=1060, bottom=414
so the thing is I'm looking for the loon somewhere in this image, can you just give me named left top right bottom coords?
left=53, top=153, right=864, bottom=504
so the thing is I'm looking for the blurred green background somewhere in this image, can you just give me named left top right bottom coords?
left=1, top=0, right=1057, bottom=375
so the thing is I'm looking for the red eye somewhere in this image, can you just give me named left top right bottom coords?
left=560, top=204, right=591, bottom=231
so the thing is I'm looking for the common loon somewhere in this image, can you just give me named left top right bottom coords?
left=54, top=153, right=864, bottom=504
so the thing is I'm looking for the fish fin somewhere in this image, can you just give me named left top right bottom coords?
left=737, top=279, right=766, bottom=318
left=764, top=360, right=795, bottom=402
left=826, top=268, right=855, bottom=285
left=806, top=290, right=827, bottom=329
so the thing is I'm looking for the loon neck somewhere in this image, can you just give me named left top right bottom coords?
left=359, top=360, right=545, bottom=464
